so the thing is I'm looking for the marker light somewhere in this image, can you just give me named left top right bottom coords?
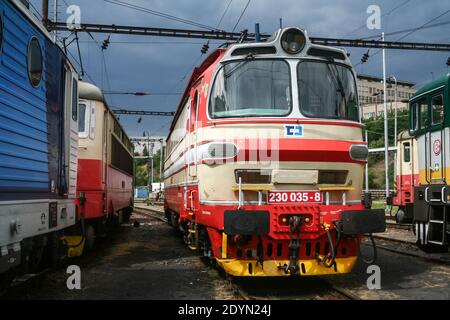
left=349, top=145, right=369, bottom=161
left=281, top=28, right=306, bottom=54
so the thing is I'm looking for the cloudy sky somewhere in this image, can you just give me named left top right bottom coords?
left=33, top=0, right=450, bottom=137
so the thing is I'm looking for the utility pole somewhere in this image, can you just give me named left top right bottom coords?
left=382, top=32, right=389, bottom=200
left=42, top=0, right=49, bottom=23
left=159, top=139, right=164, bottom=191
left=390, top=76, right=398, bottom=147
left=365, top=130, right=369, bottom=193
left=54, top=0, right=58, bottom=41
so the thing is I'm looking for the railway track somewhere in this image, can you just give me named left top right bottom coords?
left=135, top=206, right=361, bottom=300
left=133, top=207, right=168, bottom=223
left=365, top=236, right=450, bottom=265
left=136, top=206, right=450, bottom=299
left=228, top=276, right=360, bottom=300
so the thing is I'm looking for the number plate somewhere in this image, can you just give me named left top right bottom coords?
left=268, top=191, right=322, bottom=204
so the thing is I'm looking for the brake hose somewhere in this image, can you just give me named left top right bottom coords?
left=357, top=234, right=377, bottom=264
left=317, top=222, right=342, bottom=268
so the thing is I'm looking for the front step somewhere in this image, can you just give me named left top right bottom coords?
left=422, top=201, right=448, bottom=246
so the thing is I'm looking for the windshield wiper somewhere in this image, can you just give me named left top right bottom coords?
left=224, top=53, right=256, bottom=78
left=326, top=62, right=347, bottom=115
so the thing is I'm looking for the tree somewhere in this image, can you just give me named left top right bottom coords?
left=142, top=144, right=149, bottom=157
left=363, top=109, right=409, bottom=190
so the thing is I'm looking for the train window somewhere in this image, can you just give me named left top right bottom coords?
left=431, top=94, right=444, bottom=125
left=403, top=142, right=411, bottom=163
left=27, top=37, right=43, bottom=87
left=113, top=120, right=122, bottom=138
left=420, top=100, right=429, bottom=129
left=410, top=102, right=419, bottom=131
left=190, top=91, right=199, bottom=131
left=72, top=79, right=78, bottom=121
left=78, top=103, right=87, bottom=135
left=297, top=61, right=358, bottom=121
left=209, top=59, right=291, bottom=118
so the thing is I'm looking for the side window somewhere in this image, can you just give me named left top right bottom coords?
left=420, top=100, right=428, bottom=129
left=411, top=102, right=418, bottom=131
left=78, top=103, right=87, bottom=134
left=190, top=90, right=199, bottom=132
left=72, top=78, right=78, bottom=121
left=28, top=37, right=43, bottom=87
left=403, top=142, right=411, bottom=163
left=431, top=94, right=444, bottom=125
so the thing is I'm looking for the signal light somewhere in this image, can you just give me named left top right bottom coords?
left=447, top=57, right=450, bottom=66
left=201, top=41, right=209, bottom=54
left=361, top=50, right=369, bottom=63
left=281, top=28, right=306, bottom=54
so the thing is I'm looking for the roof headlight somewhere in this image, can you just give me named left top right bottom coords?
left=281, top=28, right=306, bottom=54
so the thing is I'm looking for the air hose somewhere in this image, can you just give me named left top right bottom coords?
left=317, top=221, right=342, bottom=268
left=357, top=234, right=377, bottom=264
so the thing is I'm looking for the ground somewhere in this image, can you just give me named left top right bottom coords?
left=2, top=214, right=237, bottom=300
left=2, top=206, right=450, bottom=300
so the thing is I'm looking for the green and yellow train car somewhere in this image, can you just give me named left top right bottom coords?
left=409, top=73, right=450, bottom=252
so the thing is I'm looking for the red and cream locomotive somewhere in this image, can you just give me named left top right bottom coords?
left=164, top=27, right=386, bottom=276
left=75, top=82, right=134, bottom=248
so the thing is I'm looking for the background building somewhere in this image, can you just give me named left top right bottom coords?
left=357, top=74, right=416, bottom=120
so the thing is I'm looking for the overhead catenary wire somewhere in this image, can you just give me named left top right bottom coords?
left=231, top=0, right=252, bottom=33
left=355, top=9, right=450, bottom=67
left=360, top=19, right=450, bottom=40
left=104, top=91, right=181, bottom=96
left=341, top=0, right=413, bottom=38
left=104, top=0, right=220, bottom=31
left=217, top=0, right=234, bottom=29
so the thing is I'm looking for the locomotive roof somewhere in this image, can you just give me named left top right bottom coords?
left=12, top=0, right=55, bottom=42
left=412, top=73, right=450, bottom=100
left=167, top=27, right=353, bottom=141
left=398, top=130, right=413, bottom=141
left=78, top=81, right=132, bottom=147
left=79, top=81, right=105, bottom=102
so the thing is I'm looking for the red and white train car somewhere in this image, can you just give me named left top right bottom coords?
left=164, top=27, right=386, bottom=277
left=76, top=82, right=134, bottom=247
left=392, top=130, right=418, bottom=223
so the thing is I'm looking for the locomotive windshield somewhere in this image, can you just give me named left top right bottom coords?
left=297, top=61, right=358, bottom=121
left=209, top=59, right=292, bottom=118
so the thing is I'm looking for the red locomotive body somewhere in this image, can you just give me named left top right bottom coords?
left=164, top=28, right=386, bottom=276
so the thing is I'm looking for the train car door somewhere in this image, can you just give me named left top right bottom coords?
left=63, top=65, right=79, bottom=198
left=428, top=93, right=445, bottom=182
left=400, top=140, right=412, bottom=202
left=188, top=86, right=200, bottom=178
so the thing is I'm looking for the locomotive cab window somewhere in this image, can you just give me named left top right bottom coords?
left=410, top=102, right=419, bottom=131
left=297, top=61, right=358, bottom=121
left=403, top=142, right=411, bottom=163
left=209, top=59, right=291, bottom=118
left=27, top=37, right=43, bottom=87
left=431, top=94, right=444, bottom=125
left=419, top=100, right=429, bottom=129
